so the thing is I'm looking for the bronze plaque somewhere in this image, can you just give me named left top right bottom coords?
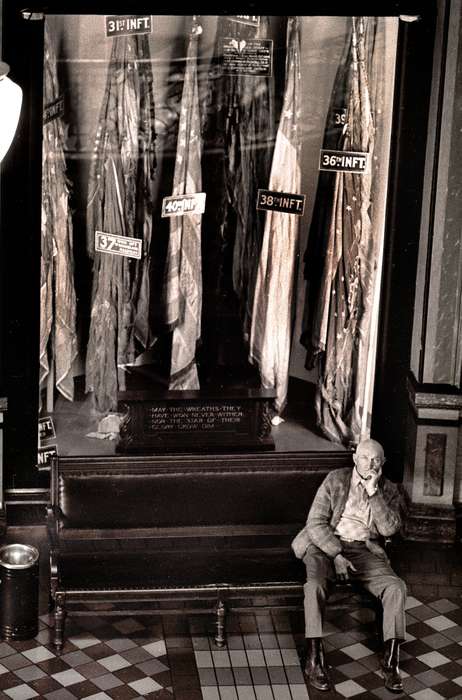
left=117, top=386, right=275, bottom=454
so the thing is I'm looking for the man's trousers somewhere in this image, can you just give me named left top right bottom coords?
left=303, top=540, right=406, bottom=641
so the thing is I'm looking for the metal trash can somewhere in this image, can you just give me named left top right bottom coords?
left=0, top=544, right=39, bottom=640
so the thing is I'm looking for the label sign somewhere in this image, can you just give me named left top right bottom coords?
left=332, top=108, right=347, bottom=127
left=43, top=96, right=64, bottom=125
left=106, top=15, right=152, bottom=37
left=319, top=149, right=369, bottom=174
left=37, top=444, right=58, bottom=470
left=222, top=39, right=273, bottom=77
left=161, top=193, right=206, bottom=218
left=95, top=231, right=142, bottom=259
left=257, top=189, right=305, bottom=216
left=228, top=15, right=260, bottom=27
left=39, top=417, right=55, bottom=443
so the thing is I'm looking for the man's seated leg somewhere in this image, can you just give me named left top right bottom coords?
left=378, top=575, right=406, bottom=693
left=348, top=544, right=406, bottom=694
left=303, top=544, right=335, bottom=692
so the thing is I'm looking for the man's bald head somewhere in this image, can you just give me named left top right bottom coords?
left=353, top=439, right=385, bottom=479
left=356, top=439, right=384, bottom=459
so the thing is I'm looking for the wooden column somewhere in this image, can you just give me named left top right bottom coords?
left=405, top=0, right=462, bottom=542
left=404, top=379, right=460, bottom=542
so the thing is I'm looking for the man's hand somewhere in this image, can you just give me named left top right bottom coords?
left=334, top=553, right=357, bottom=582
left=363, top=468, right=381, bottom=497
left=292, top=537, right=307, bottom=560
left=291, top=529, right=307, bottom=559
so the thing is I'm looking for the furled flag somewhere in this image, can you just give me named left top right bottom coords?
left=163, top=17, right=203, bottom=390
left=303, top=17, right=377, bottom=445
left=300, top=26, right=352, bottom=362
left=227, top=17, right=275, bottom=339
left=200, top=17, right=275, bottom=370
left=40, top=23, right=78, bottom=403
left=85, top=34, right=156, bottom=414
left=249, top=16, right=301, bottom=413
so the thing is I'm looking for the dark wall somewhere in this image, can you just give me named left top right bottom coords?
left=372, top=7, right=438, bottom=482
left=1, top=6, right=45, bottom=489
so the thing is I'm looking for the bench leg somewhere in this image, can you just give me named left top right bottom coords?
left=54, top=593, right=66, bottom=654
left=214, top=600, right=226, bottom=647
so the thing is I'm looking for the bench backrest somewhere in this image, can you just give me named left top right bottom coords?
left=51, top=454, right=351, bottom=533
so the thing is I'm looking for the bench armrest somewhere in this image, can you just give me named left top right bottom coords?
left=46, top=505, right=60, bottom=549
left=46, top=505, right=62, bottom=601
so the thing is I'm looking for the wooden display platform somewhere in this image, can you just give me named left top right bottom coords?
left=117, top=369, right=275, bottom=453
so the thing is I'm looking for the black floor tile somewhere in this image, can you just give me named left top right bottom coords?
left=433, top=679, right=462, bottom=698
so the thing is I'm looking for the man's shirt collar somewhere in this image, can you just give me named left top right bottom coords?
left=351, top=467, right=364, bottom=489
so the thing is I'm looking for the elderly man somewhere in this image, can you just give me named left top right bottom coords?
left=292, top=439, right=405, bottom=693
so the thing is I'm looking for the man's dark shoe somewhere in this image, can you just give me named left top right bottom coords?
left=382, top=638, right=403, bottom=693
left=304, top=638, right=332, bottom=692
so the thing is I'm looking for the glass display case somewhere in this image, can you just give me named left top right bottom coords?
left=34, top=13, right=400, bottom=461
left=0, top=2, right=435, bottom=489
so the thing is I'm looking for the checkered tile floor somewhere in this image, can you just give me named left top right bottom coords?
left=308, top=595, right=462, bottom=699
left=0, top=595, right=462, bottom=699
left=0, top=613, right=173, bottom=700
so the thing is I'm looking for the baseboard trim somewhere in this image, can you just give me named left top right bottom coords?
left=5, top=489, right=49, bottom=526
left=404, top=499, right=457, bottom=543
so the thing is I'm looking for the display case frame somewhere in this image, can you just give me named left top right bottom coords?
left=0, top=1, right=436, bottom=514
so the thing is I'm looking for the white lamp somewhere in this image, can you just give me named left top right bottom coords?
left=0, top=61, right=21, bottom=523
left=0, top=61, right=22, bottom=163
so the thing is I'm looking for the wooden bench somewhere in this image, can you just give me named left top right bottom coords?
left=47, top=452, right=382, bottom=652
